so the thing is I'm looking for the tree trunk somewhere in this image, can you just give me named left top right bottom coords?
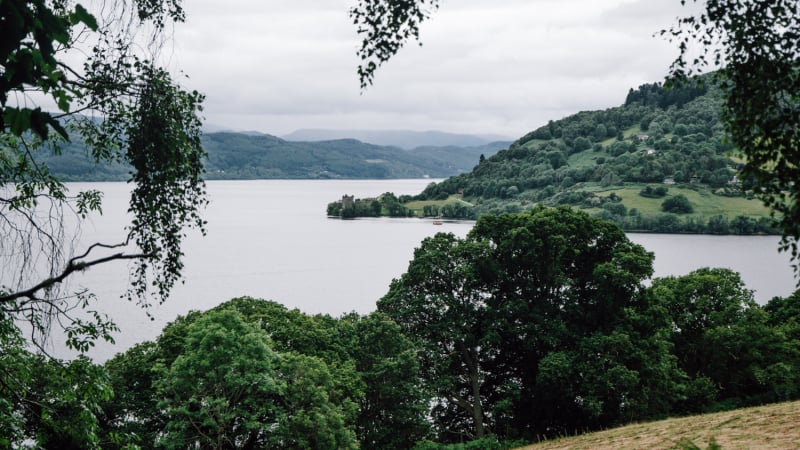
left=459, top=341, right=485, bottom=438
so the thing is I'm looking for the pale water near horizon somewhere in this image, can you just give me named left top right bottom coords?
left=31, top=180, right=798, bottom=361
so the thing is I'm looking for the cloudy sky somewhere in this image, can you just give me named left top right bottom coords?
left=168, top=0, right=699, bottom=140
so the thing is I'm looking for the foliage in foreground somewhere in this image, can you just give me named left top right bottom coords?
left=1, top=0, right=206, bottom=376
left=379, top=207, right=800, bottom=443
left=2, top=209, right=799, bottom=448
left=97, top=299, right=430, bottom=449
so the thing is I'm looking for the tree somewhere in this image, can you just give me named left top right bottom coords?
left=471, top=207, right=656, bottom=436
left=661, top=194, right=694, bottom=214
left=379, top=233, right=495, bottom=441
left=639, top=185, right=668, bottom=198
left=154, top=309, right=358, bottom=449
left=155, top=310, right=283, bottom=448
left=209, top=298, right=364, bottom=427
left=646, top=268, right=800, bottom=411
left=650, top=269, right=757, bottom=381
left=573, top=136, right=592, bottom=151
left=338, top=312, right=431, bottom=449
left=380, top=207, right=661, bottom=441
left=665, top=0, right=800, bottom=272
left=208, top=297, right=428, bottom=449
left=1, top=0, right=206, bottom=351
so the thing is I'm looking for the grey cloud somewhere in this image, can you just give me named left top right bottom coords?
left=178, top=0, right=696, bottom=138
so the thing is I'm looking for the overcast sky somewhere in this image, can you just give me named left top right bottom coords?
left=169, top=0, right=698, bottom=139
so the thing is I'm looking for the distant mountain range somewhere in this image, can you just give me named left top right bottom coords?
left=39, top=131, right=511, bottom=181
left=280, top=129, right=512, bottom=150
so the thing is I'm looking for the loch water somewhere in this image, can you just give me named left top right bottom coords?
left=43, top=180, right=798, bottom=360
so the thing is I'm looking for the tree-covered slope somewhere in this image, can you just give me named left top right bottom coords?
left=37, top=131, right=508, bottom=181
left=281, top=128, right=510, bottom=149
left=394, top=77, right=776, bottom=234
left=202, top=133, right=507, bottom=179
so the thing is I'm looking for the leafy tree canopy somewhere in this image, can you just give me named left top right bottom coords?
left=662, top=194, right=694, bottom=214
left=99, top=298, right=430, bottom=449
left=379, top=207, right=663, bottom=441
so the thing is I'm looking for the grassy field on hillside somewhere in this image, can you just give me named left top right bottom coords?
left=404, top=195, right=474, bottom=212
left=596, top=185, right=771, bottom=220
left=398, top=184, right=773, bottom=225
left=517, top=401, right=800, bottom=450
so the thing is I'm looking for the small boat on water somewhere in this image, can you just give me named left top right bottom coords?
left=432, top=221, right=443, bottom=225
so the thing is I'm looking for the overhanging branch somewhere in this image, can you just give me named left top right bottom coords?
left=0, top=251, right=151, bottom=304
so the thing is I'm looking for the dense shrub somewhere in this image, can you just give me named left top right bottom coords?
left=662, top=195, right=694, bottom=214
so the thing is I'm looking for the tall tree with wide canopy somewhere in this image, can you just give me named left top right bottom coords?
left=472, top=207, right=661, bottom=437
left=212, top=297, right=430, bottom=449
left=380, top=207, right=668, bottom=441
left=153, top=309, right=358, bottom=449
left=380, top=233, right=496, bottom=440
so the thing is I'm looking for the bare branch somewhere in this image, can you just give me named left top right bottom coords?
left=69, top=239, right=130, bottom=264
left=0, top=252, right=150, bottom=304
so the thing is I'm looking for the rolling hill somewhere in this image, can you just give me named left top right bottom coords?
left=336, top=76, right=776, bottom=235
left=280, top=128, right=510, bottom=149
left=37, top=132, right=509, bottom=181
left=201, top=133, right=507, bottom=179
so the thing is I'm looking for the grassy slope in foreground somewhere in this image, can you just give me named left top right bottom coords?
left=518, top=400, right=800, bottom=450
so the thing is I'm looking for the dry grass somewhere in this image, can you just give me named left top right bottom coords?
left=516, top=401, right=800, bottom=450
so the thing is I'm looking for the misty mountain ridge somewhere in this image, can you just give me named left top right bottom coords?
left=39, top=131, right=508, bottom=181
left=281, top=128, right=512, bottom=149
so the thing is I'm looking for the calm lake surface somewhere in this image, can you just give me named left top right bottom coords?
left=52, top=179, right=797, bottom=360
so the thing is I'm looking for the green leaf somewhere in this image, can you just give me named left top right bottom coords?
left=71, top=4, right=98, bottom=31
left=5, top=108, right=32, bottom=136
left=46, top=114, right=69, bottom=140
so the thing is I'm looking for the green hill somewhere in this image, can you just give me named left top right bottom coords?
left=202, top=133, right=507, bottom=179
left=333, top=76, right=776, bottom=235
left=36, top=131, right=508, bottom=181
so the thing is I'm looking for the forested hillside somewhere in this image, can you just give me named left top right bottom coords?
left=331, top=77, right=776, bottom=235
left=281, top=128, right=509, bottom=149
left=202, top=133, right=507, bottom=179
left=38, top=132, right=508, bottom=181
